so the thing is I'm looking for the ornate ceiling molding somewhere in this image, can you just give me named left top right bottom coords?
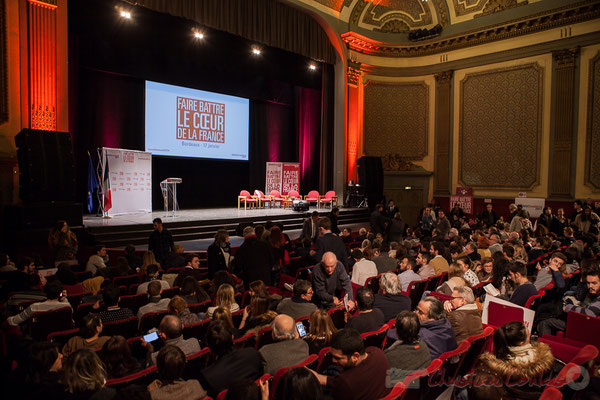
left=340, top=2, right=600, bottom=57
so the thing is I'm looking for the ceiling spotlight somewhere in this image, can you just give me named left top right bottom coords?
left=252, top=47, right=261, bottom=56
left=194, top=31, right=204, bottom=39
left=120, top=10, right=131, bottom=19
left=309, top=63, right=317, bottom=71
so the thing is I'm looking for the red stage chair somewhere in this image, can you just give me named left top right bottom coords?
left=253, top=190, right=272, bottom=208
left=457, top=326, right=495, bottom=376
left=540, top=336, right=600, bottom=364
left=525, top=290, right=545, bottom=310
left=405, top=279, right=429, bottom=309
left=282, top=190, right=300, bottom=208
left=182, top=318, right=210, bottom=341
left=316, top=347, right=332, bottom=373
left=304, top=190, right=320, bottom=208
left=432, top=340, right=471, bottom=394
left=328, top=305, right=346, bottom=330
left=237, top=190, right=258, bottom=209
left=183, top=348, right=213, bottom=381
left=319, top=191, right=338, bottom=208
left=233, top=332, right=256, bottom=349
left=365, top=274, right=382, bottom=294
left=401, top=358, right=443, bottom=400
left=269, top=190, right=287, bottom=208
left=188, top=300, right=211, bottom=315
left=427, top=274, right=445, bottom=290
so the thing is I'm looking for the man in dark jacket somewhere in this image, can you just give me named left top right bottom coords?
left=314, top=217, right=348, bottom=270
left=416, top=296, right=457, bottom=360
left=370, top=204, right=388, bottom=235
left=312, top=252, right=354, bottom=309
left=374, top=272, right=411, bottom=322
left=148, top=218, right=174, bottom=265
left=232, top=226, right=273, bottom=286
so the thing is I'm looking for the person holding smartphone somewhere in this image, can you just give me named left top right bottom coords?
left=7, top=280, right=72, bottom=328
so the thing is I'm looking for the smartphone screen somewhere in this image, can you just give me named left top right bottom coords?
left=143, top=331, right=159, bottom=342
left=296, top=322, right=307, bottom=338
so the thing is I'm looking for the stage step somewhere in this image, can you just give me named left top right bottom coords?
left=86, top=208, right=370, bottom=248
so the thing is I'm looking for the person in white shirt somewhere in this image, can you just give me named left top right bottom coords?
left=8, top=280, right=72, bottom=326
left=456, top=256, right=480, bottom=287
left=351, top=248, right=378, bottom=286
left=137, top=264, right=171, bottom=294
left=398, top=256, right=423, bottom=292
left=86, top=245, right=109, bottom=275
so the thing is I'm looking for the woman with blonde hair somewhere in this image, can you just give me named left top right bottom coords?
left=436, top=263, right=467, bottom=296
left=206, top=283, right=239, bottom=319
left=140, top=251, right=161, bottom=275
left=168, top=295, right=200, bottom=325
left=62, top=349, right=115, bottom=399
left=513, top=244, right=529, bottom=263
left=304, top=309, right=338, bottom=354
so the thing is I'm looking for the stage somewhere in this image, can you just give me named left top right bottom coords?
left=84, top=206, right=369, bottom=249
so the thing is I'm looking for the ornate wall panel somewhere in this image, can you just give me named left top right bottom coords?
left=459, top=63, right=543, bottom=189
left=434, top=71, right=453, bottom=195
left=586, top=51, right=600, bottom=190
left=363, top=81, right=429, bottom=160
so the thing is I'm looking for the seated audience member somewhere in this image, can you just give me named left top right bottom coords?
left=7, top=272, right=46, bottom=311
left=55, top=263, right=86, bottom=295
left=212, top=307, right=241, bottom=338
left=537, top=268, right=600, bottom=335
left=351, top=248, right=378, bottom=286
left=429, top=242, right=450, bottom=274
left=0, top=252, right=17, bottom=272
left=464, top=241, right=481, bottom=262
left=506, top=261, right=537, bottom=307
left=398, top=256, right=423, bottom=292
left=416, top=251, right=436, bottom=279
left=8, top=280, right=72, bottom=327
left=207, top=283, right=240, bottom=319
left=173, top=253, right=204, bottom=288
left=137, top=264, right=171, bottom=294
left=147, top=345, right=206, bottom=400
left=533, top=252, right=567, bottom=291
left=373, top=272, right=411, bottom=321
left=470, top=321, right=554, bottom=400
left=62, top=349, right=116, bottom=400
left=239, top=295, right=278, bottom=334
left=313, top=252, right=355, bottom=309
left=256, top=315, right=308, bottom=375
left=372, top=243, right=398, bottom=274
left=200, top=320, right=263, bottom=397
left=168, top=295, right=200, bottom=325
left=98, top=284, right=134, bottom=323
left=345, top=287, right=385, bottom=334
left=249, top=280, right=281, bottom=310
left=106, top=256, right=135, bottom=279
left=146, top=315, right=201, bottom=365
left=304, top=309, right=338, bottom=355
left=179, top=276, right=210, bottom=304
left=476, top=257, right=494, bottom=282
left=276, top=279, right=317, bottom=320
left=100, top=335, right=142, bottom=380
left=163, top=244, right=187, bottom=270
left=456, top=256, right=480, bottom=287
left=86, top=244, right=109, bottom=275
left=355, top=227, right=368, bottom=243
left=311, top=328, right=391, bottom=400
left=280, top=367, right=324, bottom=400
left=341, top=228, right=354, bottom=244
left=137, top=281, right=171, bottom=322
left=385, top=311, right=431, bottom=385
left=436, top=263, right=468, bottom=296
left=124, top=244, right=142, bottom=271
left=417, top=296, right=458, bottom=360
left=62, top=313, right=110, bottom=356
left=20, top=341, right=65, bottom=400
left=442, top=286, right=483, bottom=343
left=141, top=251, right=161, bottom=276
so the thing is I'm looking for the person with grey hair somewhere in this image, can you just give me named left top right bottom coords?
left=231, top=225, right=274, bottom=286
left=373, top=272, right=411, bottom=322
left=442, top=286, right=483, bottom=343
left=145, top=315, right=201, bottom=365
left=258, top=314, right=309, bottom=375
left=416, top=296, right=457, bottom=360
left=488, top=234, right=503, bottom=255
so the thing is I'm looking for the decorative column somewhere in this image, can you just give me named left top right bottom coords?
left=346, top=60, right=362, bottom=184
left=434, top=70, right=453, bottom=196
left=549, top=48, right=579, bottom=198
left=27, top=0, right=58, bottom=131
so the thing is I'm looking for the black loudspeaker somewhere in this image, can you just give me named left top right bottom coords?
left=292, top=200, right=309, bottom=212
left=357, top=156, right=383, bottom=207
left=15, top=129, right=76, bottom=202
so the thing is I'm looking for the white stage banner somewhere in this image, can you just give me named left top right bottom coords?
left=515, top=197, right=545, bottom=218
left=265, top=162, right=283, bottom=194
left=265, top=162, right=300, bottom=195
left=105, top=148, right=152, bottom=216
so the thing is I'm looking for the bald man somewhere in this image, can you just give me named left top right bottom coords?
left=312, top=252, right=354, bottom=309
left=146, top=314, right=201, bottom=365
left=258, top=314, right=309, bottom=375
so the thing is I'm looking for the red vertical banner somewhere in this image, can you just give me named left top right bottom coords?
left=282, top=163, right=300, bottom=194
left=265, top=162, right=283, bottom=195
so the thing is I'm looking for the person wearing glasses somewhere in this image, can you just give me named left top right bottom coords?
left=415, top=296, right=457, bottom=360
left=442, top=286, right=483, bottom=343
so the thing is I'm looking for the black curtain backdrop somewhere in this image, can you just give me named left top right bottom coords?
left=68, top=0, right=332, bottom=210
